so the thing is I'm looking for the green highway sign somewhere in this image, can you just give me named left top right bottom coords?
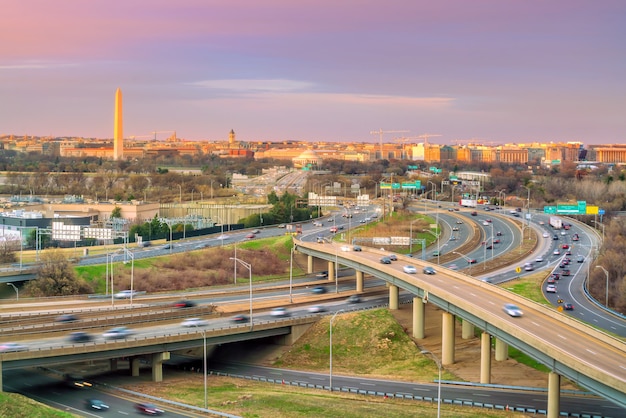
left=543, top=206, right=557, bottom=214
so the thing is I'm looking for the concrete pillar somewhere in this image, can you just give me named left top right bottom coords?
left=131, top=357, right=141, bottom=377
left=547, top=372, right=561, bottom=418
left=480, top=332, right=491, bottom=384
left=412, top=297, right=425, bottom=339
left=328, top=261, right=335, bottom=282
left=356, top=270, right=364, bottom=292
left=307, top=255, right=313, bottom=274
left=389, top=285, right=399, bottom=310
left=0, top=360, right=3, bottom=391
left=441, top=312, right=455, bottom=365
left=151, top=352, right=170, bottom=382
left=495, top=338, right=508, bottom=361
left=110, top=358, right=118, bottom=372
left=461, top=319, right=474, bottom=339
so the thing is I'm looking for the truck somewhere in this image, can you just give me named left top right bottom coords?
left=549, top=216, right=562, bottom=229
left=460, top=199, right=477, bottom=208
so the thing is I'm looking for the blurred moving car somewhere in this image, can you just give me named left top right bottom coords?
left=423, top=266, right=437, bottom=275
left=85, top=399, right=109, bottom=411
left=231, top=314, right=249, bottom=323
left=172, top=300, right=197, bottom=308
left=114, top=289, right=139, bottom=299
left=316, top=271, right=328, bottom=278
left=563, top=303, right=574, bottom=310
left=347, top=294, right=361, bottom=304
left=135, top=402, right=164, bottom=415
left=102, top=326, right=134, bottom=340
left=312, top=286, right=327, bottom=294
left=245, top=233, right=256, bottom=239
left=65, top=373, right=92, bottom=389
left=68, top=331, right=93, bottom=343
left=352, top=245, right=362, bottom=251
left=388, top=254, right=398, bottom=261
left=181, top=317, right=209, bottom=327
left=503, top=303, right=523, bottom=317
left=56, top=313, right=79, bottom=323
left=402, top=265, right=417, bottom=274
left=379, top=257, right=392, bottom=264
left=546, top=284, right=557, bottom=293
left=270, top=307, right=289, bottom=317
left=0, top=342, right=27, bottom=352
left=307, top=305, right=326, bottom=313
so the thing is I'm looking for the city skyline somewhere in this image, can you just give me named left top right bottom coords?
left=2, top=1, right=625, bottom=144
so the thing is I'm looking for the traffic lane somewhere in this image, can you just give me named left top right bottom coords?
left=343, top=249, right=626, bottom=380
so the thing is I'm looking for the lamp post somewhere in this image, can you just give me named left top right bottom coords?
left=6, top=282, right=18, bottom=300
left=230, top=257, right=253, bottom=330
left=453, top=251, right=473, bottom=274
left=122, top=248, right=135, bottom=306
left=409, top=219, right=422, bottom=254
left=329, top=309, right=344, bottom=391
left=497, top=189, right=506, bottom=210
left=595, top=265, right=610, bottom=307
left=289, top=243, right=294, bottom=303
left=521, top=185, right=531, bottom=239
left=192, top=326, right=208, bottom=410
left=422, top=229, right=440, bottom=264
left=421, top=350, right=442, bottom=418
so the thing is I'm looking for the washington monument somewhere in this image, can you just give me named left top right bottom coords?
left=113, top=87, right=123, bottom=160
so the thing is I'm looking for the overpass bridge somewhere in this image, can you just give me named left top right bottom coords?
left=294, top=239, right=626, bottom=417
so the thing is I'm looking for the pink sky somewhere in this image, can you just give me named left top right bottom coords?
left=1, top=0, right=625, bottom=144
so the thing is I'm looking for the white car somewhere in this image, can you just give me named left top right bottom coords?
left=340, top=245, right=351, bottom=252
left=553, top=249, right=561, bottom=255
left=403, top=265, right=417, bottom=274
left=535, top=256, right=544, bottom=263
left=542, top=232, right=550, bottom=238
left=102, top=327, right=134, bottom=340
left=114, top=290, right=139, bottom=299
left=181, top=318, right=209, bottom=327
left=503, top=303, right=523, bottom=317
left=546, top=284, right=557, bottom=293
left=307, top=305, right=326, bottom=313
left=270, top=307, right=289, bottom=317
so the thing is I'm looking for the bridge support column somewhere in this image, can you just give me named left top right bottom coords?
left=441, top=312, right=455, bottom=365
left=462, top=320, right=474, bottom=339
left=495, top=338, right=508, bottom=361
left=355, top=271, right=364, bottom=292
left=110, top=358, right=118, bottom=372
left=480, top=332, right=492, bottom=384
left=328, top=261, right=335, bottom=282
left=0, top=360, right=3, bottom=391
left=389, top=285, right=399, bottom=310
left=131, top=357, right=141, bottom=377
left=307, top=255, right=313, bottom=274
left=547, top=372, right=561, bottom=418
left=151, top=352, right=170, bottom=382
left=412, top=297, right=425, bottom=339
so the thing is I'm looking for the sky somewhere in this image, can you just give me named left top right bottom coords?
left=1, top=0, right=625, bottom=145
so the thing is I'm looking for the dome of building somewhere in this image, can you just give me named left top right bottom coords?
left=293, top=149, right=322, bottom=168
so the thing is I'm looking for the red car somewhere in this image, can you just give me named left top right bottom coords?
left=135, top=403, right=164, bottom=415
left=467, top=258, right=477, bottom=264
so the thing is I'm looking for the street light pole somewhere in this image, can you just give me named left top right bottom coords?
left=230, top=257, right=253, bottom=330
left=6, top=282, right=18, bottom=300
left=595, top=265, right=610, bottom=307
left=289, top=244, right=294, bottom=303
left=329, top=309, right=344, bottom=391
left=192, top=326, right=208, bottom=410
left=421, top=350, right=442, bottom=418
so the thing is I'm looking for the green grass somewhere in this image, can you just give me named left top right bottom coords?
left=0, top=392, right=75, bottom=417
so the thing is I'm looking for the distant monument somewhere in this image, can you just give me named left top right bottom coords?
left=113, top=88, right=123, bottom=160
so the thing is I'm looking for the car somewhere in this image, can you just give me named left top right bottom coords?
left=352, top=245, right=362, bottom=252
left=561, top=269, right=571, bottom=276
left=572, top=234, right=580, bottom=241
left=565, top=250, right=572, bottom=255
left=423, top=266, right=437, bottom=275
left=546, top=284, right=557, bottom=293
left=86, top=399, right=109, bottom=411
left=539, top=221, right=545, bottom=225
left=470, top=211, right=477, bottom=216
left=493, top=239, right=500, bottom=244
left=216, top=234, right=230, bottom=240
left=467, top=258, right=477, bottom=264
left=55, top=313, right=79, bottom=323
left=456, top=220, right=464, bottom=224
left=481, top=277, right=493, bottom=284
left=550, top=273, right=560, bottom=280
left=313, top=222, right=323, bottom=227
left=503, top=303, right=523, bottom=317
left=448, top=263, right=459, bottom=270
left=340, top=245, right=351, bottom=251
left=403, top=265, right=417, bottom=274
left=432, top=250, right=442, bottom=256
left=65, top=373, right=92, bottom=389
left=553, top=249, right=561, bottom=255
left=102, top=326, right=134, bottom=340
left=380, top=257, right=392, bottom=264
left=329, top=226, right=338, bottom=233
left=277, top=224, right=286, bottom=228
left=561, top=230, right=567, bottom=236
left=135, top=402, right=164, bottom=415
left=231, top=314, right=250, bottom=323
left=388, top=254, right=398, bottom=261
left=547, top=277, right=556, bottom=284
left=562, top=244, right=569, bottom=249
left=316, top=236, right=325, bottom=243
left=270, top=307, right=289, bottom=317
left=0, top=342, right=27, bottom=352
left=523, top=264, right=534, bottom=271
left=452, top=226, right=459, bottom=231
left=312, top=286, right=327, bottom=294
left=563, top=303, right=574, bottom=311
left=114, top=289, right=139, bottom=299
left=251, top=229, right=261, bottom=234
left=245, top=233, right=256, bottom=239
left=68, top=331, right=93, bottom=343
left=327, top=218, right=334, bottom=222
left=181, top=317, right=209, bottom=327
left=486, top=245, right=493, bottom=250
left=162, top=243, right=172, bottom=250
left=173, top=300, right=197, bottom=308
left=496, top=231, right=503, bottom=236
left=307, top=305, right=326, bottom=313
left=543, top=232, right=550, bottom=238
left=315, top=271, right=328, bottom=278
left=347, top=294, right=361, bottom=304
left=576, top=255, right=584, bottom=263
left=482, top=221, right=489, bottom=226
left=535, top=256, right=544, bottom=263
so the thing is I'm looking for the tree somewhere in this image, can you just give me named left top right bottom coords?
left=110, top=206, right=122, bottom=218
left=25, top=250, right=93, bottom=296
left=0, top=239, right=19, bottom=264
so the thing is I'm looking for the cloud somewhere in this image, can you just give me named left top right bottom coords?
left=191, top=78, right=315, bottom=93
left=0, top=61, right=78, bottom=71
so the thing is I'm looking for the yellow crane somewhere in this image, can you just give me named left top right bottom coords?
left=370, top=129, right=409, bottom=159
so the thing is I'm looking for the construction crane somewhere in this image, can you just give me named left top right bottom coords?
left=127, top=135, right=153, bottom=141
left=370, top=129, right=409, bottom=160
left=414, top=133, right=442, bottom=146
left=151, top=131, right=177, bottom=141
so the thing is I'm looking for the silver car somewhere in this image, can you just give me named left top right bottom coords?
left=503, top=303, right=523, bottom=317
